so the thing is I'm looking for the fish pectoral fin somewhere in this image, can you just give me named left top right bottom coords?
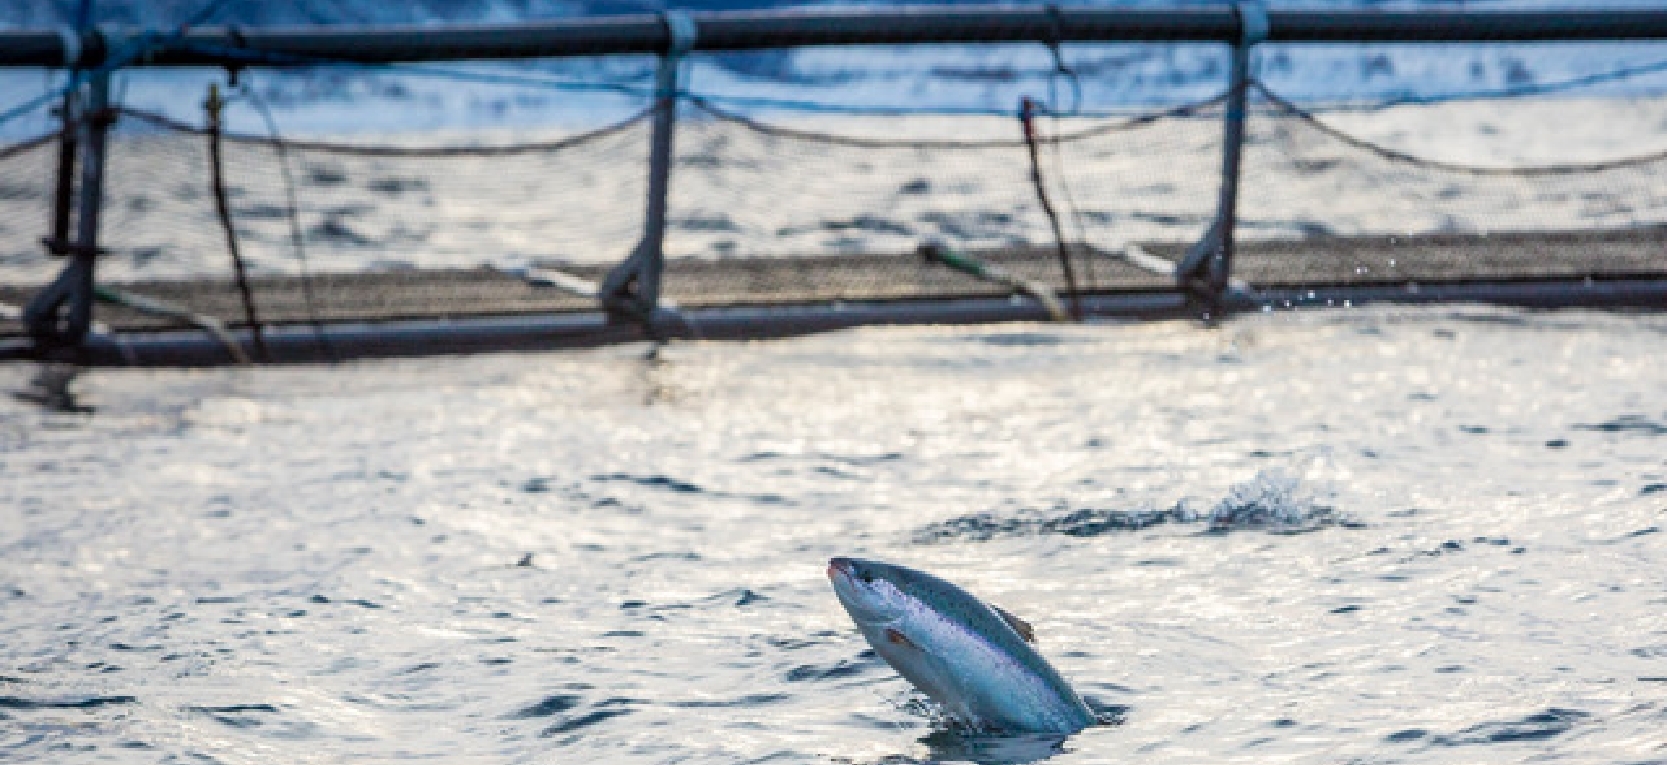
left=992, top=605, right=1036, bottom=643
left=885, top=628, right=920, bottom=650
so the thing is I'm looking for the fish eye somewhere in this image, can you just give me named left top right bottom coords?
left=860, top=573, right=875, bottom=584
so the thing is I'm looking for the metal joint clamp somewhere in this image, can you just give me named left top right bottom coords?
left=1235, top=1, right=1269, bottom=48
left=56, top=26, right=83, bottom=68
left=661, top=11, right=697, bottom=64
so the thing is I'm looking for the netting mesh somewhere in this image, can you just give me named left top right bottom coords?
left=0, top=134, right=61, bottom=284
left=94, top=110, right=652, bottom=282
left=1227, top=86, right=1667, bottom=286
left=1242, top=90, right=1667, bottom=236
left=4, top=42, right=1667, bottom=331
left=656, top=100, right=1222, bottom=304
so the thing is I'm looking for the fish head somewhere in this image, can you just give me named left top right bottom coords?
left=827, top=557, right=912, bottom=626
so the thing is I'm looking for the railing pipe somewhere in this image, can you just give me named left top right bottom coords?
left=599, top=12, right=695, bottom=322
left=7, top=8, right=1667, bottom=67
left=23, top=70, right=112, bottom=348
left=47, top=80, right=80, bottom=257
left=1176, top=1, right=1264, bottom=314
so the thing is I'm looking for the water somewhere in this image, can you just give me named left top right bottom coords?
left=2, top=304, right=1665, bottom=764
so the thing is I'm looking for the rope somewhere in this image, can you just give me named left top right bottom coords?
left=1020, top=97, right=1081, bottom=321
left=161, top=39, right=1158, bottom=119
left=0, top=0, right=243, bottom=131
left=0, top=132, right=58, bottom=160
left=1256, top=82, right=1667, bottom=176
left=687, top=93, right=1228, bottom=150
left=1300, top=56, right=1667, bottom=114
left=205, top=82, right=266, bottom=362
left=233, top=78, right=336, bottom=362
left=167, top=40, right=655, bottom=99
left=116, top=105, right=653, bottom=156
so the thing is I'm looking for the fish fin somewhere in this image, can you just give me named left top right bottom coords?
left=993, top=605, right=1036, bottom=643
left=885, top=628, right=919, bottom=650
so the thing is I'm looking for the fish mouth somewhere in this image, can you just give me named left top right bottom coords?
left=827, top=557, right=854, bottom=582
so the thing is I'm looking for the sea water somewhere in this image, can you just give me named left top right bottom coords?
left=1, top=304, right=1664, bottom=764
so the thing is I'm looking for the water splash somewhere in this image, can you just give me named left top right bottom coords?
left=916, top=470, right=1341, bottom=543
left=1205, top=469, right=1338, bottom=532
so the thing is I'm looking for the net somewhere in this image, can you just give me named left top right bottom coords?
left=4, top=40, right=1667, bottom=340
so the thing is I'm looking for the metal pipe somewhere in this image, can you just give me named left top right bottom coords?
left=1212, top=2, right=1266, bottom=298
left=22, top=70, right=111, bottom=348
left=8, top=8, right=1667, bottom=67
left=19, top=275, right=1667, bottom=367
left=600, top=11, right=694, bottom=322
left=1174, top=1, right=1263, bottom=314
left=47, top=84, right=78, bottom=256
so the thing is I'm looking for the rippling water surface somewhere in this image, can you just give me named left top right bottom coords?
left=2, top=304, right=1665, bottom=764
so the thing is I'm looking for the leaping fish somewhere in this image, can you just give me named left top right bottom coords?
left=827, top=557, right=1095, bottom=734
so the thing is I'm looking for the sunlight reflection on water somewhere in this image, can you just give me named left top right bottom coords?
left=1, top=304, right=1665, bottom=764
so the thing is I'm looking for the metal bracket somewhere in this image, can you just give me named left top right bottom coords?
left=24, top=68, right=112, bottom=350
left=599, top=11, right=696, bottom=324
left=1238, top=0, right=1269, bottom=48
left=55, top=25, right=82, bottom=67
left=1175, top=0, right=1265, bottom=316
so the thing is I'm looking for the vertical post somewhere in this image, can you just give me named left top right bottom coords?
left=24, top=67, right=113, bottom=350
left=48, top=73, right=79, bottom=255
left=600, top=11, right=697, bottom=323
left=1175, top=0, right=1266, bottom=317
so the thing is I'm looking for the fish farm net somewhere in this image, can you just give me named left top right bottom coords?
left=3, top=42, right=1667, bottom=341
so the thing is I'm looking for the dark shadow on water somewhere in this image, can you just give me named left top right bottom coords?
left=1573, top=414, right=1667, bottom=436
left=914, top=505, right=1196, bottom=543
left=12, top=364, right=93, bottom=414
left=1425, top=708, right=1589, bottom=746
left=917, top=729, right=1070, bottom=765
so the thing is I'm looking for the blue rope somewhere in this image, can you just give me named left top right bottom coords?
left=1284, top=55, right=1667, bottom=113
left=11, top=35, right=1667, bottom=129
left=161, top=41, right=1171, bottom=118
left=0, top=0, right=245, bottom=130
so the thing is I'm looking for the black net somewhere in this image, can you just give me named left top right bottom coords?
left=99, top=107, right=653, bottom=280
left=7, top=39, right=1667, bottom=337
left=0, top=132, right=59, bottom=287
left=655, top=97, right=1223, bottom=307
left=1228, top=41, right=1667, bottom=289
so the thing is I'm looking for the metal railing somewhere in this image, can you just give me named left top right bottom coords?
left=6, top=4, right=1667, bottom=359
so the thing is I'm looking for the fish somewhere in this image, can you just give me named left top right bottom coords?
left=827, top=557, right=1096, bottom=734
